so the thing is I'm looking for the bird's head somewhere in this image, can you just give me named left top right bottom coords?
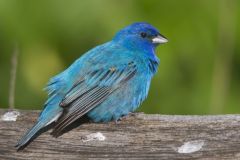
left=113, top=22, right=168, bottom=52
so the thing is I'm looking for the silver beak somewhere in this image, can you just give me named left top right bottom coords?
left=152, top=34, right=168, bottom=44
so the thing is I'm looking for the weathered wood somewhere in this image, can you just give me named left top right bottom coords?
left=1, top=109, right=240, bottom=160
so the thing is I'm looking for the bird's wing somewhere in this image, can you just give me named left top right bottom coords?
left=51, top=61, right=137, bottom=136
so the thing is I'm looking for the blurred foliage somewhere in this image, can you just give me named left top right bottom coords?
left=0, top=0, right=239, bottom=114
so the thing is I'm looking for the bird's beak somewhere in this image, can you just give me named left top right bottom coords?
left=152, top=34, right=168, bottom=44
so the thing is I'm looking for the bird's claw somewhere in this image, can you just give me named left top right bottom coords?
left=114, top=112, right=136, bottom=124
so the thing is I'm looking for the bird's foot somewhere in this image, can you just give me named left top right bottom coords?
left=115, top=119, right=121, bottom=125
left=114, top=112, right=135, bottom=124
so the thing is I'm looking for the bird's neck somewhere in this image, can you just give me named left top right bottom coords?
left=114, top=38, right=158, bottom=60
left=147, top=57, right=159, bottom=74
left=128, top=42, right=160, bottom=75
left=112, top=39, right=160, bottom=74
left=141, top=46, right=160, bottom=75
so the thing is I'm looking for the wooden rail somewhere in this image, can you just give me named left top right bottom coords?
left=0, top=109, right=240, bottom=159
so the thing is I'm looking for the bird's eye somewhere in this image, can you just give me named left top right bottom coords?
left=140, top=32, right=147, bottom=38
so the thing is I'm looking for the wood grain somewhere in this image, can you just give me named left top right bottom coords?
left=1, top=109, right=240, bottom=160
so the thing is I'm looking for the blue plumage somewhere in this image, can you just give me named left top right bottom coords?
left=16, top=22, right=168, bottom=150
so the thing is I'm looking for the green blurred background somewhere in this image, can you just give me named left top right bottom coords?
left=0, top=0, right=239, bottom=114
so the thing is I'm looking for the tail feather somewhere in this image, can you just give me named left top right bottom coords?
left=15, top=121, right=44, bottom=151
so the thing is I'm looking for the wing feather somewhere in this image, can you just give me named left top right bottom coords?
left=51, top=62, right=137, bottom=136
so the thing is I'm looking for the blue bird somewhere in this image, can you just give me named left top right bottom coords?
left=16, top=22, right=168, bottom=150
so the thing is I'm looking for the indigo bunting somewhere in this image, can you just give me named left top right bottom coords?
left=16, top=22, right=168, bottom=150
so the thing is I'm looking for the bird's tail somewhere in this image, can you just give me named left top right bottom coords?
left=15, top=121, right=45, bottom=151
